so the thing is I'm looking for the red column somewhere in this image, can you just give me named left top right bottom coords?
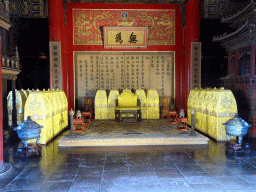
left=175, top=6, right=184, bottom=114
left=0, top=38, right=3, bottom=167
left=228, top=52, right=233, bottom=75
left=61, top=22, right=69, bottom=109
left=48, top=0, right=69, bottom=101
left=48, top=0, right=63, bottom=42
left=249, top=45, right=256, bottom=138
left=234, top=50, right=239, bottom=77
left=184, top=0, right=200, bottom=112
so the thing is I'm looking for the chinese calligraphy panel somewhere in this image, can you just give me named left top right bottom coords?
left=104, top=27, right=148, bottom=49
left=74, top=52, right=174, bottom=108
left=50, top=42, right=62, bottom=90
left=149, top=52, right=174, bottom=97
left=191, top=42, right=201, bottom=89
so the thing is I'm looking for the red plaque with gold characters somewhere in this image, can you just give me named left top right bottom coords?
left=104, top=26, right=148, bottom=49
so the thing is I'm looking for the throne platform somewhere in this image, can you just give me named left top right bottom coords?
left=58, top=119, right=209, bottom=147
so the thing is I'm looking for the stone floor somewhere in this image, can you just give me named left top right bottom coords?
left=2, top=127, right=256, bottom=191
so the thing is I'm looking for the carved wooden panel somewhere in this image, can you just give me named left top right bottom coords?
left=9, top=0, right=47, bottom=18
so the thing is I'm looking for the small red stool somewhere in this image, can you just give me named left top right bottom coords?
left=74, top=119, right=85, bottom=132
left=82, top=112, right=92, bottom=125
left=167, top=111, right=178, bottom=124
left=177, top=118, right=188, bottom=131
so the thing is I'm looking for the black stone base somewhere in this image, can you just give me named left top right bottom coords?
left=0, top=163, right=13, bottom=178
left=226, top=141, right=242, bottom=150
left=17, top=145, right=42, bottom=156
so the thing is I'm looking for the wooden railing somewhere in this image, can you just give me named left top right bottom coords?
left=1, top=46, right=20, bottom=70
left=1, top=56, right=20, bottom=69
left=236, top=75, right=250, bottom=84
left=235, top=75, right=256, bottom=85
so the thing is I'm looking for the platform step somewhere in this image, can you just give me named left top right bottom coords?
left=122, top=119, right=137, bottom=124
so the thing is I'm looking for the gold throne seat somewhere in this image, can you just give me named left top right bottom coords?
left=115, top=89, right=141, bottom=123
left=117, top=89, right=138, bottom=108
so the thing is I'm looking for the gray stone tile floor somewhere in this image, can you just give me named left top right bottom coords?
left=2, top=130, right=256, bottom=192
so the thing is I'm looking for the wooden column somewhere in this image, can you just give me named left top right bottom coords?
left=234, top=50, right=239, bottom=77
left=48, top=0, right=63, bottom=42
left=248, top=45, right=256, bottom=138
left=228, top=52, right=233, bottom=75
left=2, top=79, right=7, bottom=131
left=174, top=5, right=184, bottom=114
left=184, top=0, right=200, bottom=112
left=0, top=37, right=4, bottom=167
left=48, top=0, right=69, bottom=105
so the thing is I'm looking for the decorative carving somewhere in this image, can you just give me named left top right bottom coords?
left=0, top=0, right=9, bottom=22
left=65, top=0, right=187, bottom=26
left=201, top=0, right=248, bottom=20
left=67, top=0, right=187, bottom=3
left=116, top=12, right=135, bottom=26
left=221, top=30, right=255, bottom=52
left=23, top=0, right=30, bottom=16
left=8, top=0, right=47, bottom=18
left=73, top=9, right=175, bottom=45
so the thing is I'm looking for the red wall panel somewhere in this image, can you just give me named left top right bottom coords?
left=184, top=0, right=200, bottom=112
left=66, top=3, right=183, bottom=111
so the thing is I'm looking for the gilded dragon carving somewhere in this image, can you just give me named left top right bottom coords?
left=75, top=13, right=94, bottom=37
left=75, top=11, right=111, bottom=40
left=73, top=10, right=175, bottom=45
left=140, top=12, right=157, bottom=39
left=93, top=12, right=112, bottom=36
left=156, top=13, right=174, bottom=37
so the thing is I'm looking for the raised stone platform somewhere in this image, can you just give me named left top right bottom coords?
left=58, top=119, right=209, bottom=147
